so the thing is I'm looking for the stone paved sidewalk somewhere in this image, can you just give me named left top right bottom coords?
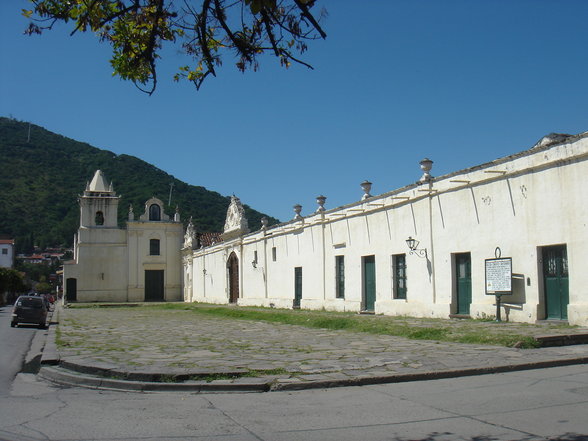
left=46, top=305, right=588, bottom=391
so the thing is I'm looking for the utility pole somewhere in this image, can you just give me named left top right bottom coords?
left=168, top=182, right=174, bottom=206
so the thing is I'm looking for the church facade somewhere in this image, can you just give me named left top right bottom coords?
left=63, top=170, right=183, bottom=302
left=183, top=132, right=588, bottom=326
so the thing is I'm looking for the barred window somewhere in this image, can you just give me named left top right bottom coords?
left=150, top=239, right=160, bottom=256
left=393, top=254, right=407, bottom=299
left=335, top=256, right=345, bottom=299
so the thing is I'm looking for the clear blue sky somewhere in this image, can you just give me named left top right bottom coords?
left=2, top=0, right=588, bottom=224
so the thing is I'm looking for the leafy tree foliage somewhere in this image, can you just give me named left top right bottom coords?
left=14, top=261, right=58, bottom=285
left=35, top=281, right=53, bottom=294
left=0, top=268, right=27, bottom=296
left=24, top=0, right=327, bottom=94
left=0, top=117, right=279, bottom=252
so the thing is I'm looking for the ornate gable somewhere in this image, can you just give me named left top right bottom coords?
left=221, top=196, right=249, bottom=240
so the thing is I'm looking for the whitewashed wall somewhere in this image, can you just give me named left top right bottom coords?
left=127, top=221, right=183, bottom=302
left=186, top=134, right=588, bottom=325
left=65, top=227, right=128, bottom=302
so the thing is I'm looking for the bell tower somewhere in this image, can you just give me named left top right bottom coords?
left=79, top=170, right=120, bottom=228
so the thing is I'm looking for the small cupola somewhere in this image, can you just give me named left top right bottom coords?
left=87, top=170, right=115, bottom=195
left=79, top=170, right=120, bottom=228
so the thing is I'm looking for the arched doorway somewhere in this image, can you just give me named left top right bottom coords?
left=227, top=252, right=239, bottom=303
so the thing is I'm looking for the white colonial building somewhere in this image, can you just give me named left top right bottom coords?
left=183, top=132, right=588, bottom=326
left=63, top=170, right=183, bottom=302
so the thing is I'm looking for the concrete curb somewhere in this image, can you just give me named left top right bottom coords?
left=535, top=333, right=588, bottom=347
left=56, top=359, right=251, bottom=382
left=40, top=307, right=60, bottom=366
left=38, top=356, right=588, bottom=394
left=38, top=366, right=272, bottom=393
left=270, top=356, right=588, bottom=391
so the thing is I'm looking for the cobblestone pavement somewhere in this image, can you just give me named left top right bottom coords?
left=50, top=306, right=588, bottom=389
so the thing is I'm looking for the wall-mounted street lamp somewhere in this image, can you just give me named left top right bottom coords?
left=406, top=236, right=427, bottom=258
left=252, top=250, right=258, bottom=268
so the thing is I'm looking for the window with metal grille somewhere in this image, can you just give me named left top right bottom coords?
left=150, top=239, right=160, bottom=256
left=335, top=255, right=345, bottom=298
left=393, top=254, right=407, bottom=299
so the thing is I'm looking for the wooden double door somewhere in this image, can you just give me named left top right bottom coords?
left=228, top=253, right=239, bottom=303
left=145, top=270, right=164, bottom=301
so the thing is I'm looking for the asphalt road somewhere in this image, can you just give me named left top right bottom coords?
left=1, top=305, right=587, bottom=440
left=1, top=360, right=588, bottom=440
left=0, top=305, right=40, bottom=395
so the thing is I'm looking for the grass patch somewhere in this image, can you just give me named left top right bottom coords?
left=55, top=326, right=66, bottom=348
left=189, top=368, right=291, bottom=383
left=63, top=302, right=569, bottom=349
left=139, top=303, right=544, bottom=348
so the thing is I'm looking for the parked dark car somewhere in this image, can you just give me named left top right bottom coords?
left=11, top=295, right=48, bottom=329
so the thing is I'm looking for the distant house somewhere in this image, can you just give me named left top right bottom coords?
left=19, top=254, right=51, bottom=265
left=16, top=249, right=69, bottom=266
left=0, top=239, right=15, bottom=268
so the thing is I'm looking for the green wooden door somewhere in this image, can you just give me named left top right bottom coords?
left=456, top=253, right=471, bottom=315
left=145, top=270, right=164, bottom=301
left=543, top=245, right=569, bottom=320
left=363, top=255, right=376, bottom=311
left=294, top=267, right=302, bottom=308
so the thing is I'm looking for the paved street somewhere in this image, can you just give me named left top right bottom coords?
left=2, top=364, right=588, bottom=440
left=0, top=305, right=43, bottom=395
left=1, top=303, right=588, bottom=440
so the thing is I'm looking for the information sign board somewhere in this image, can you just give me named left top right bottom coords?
left=485, top=257, right=512, bottom=295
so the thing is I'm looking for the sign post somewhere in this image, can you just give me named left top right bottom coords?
left=485, top=247, right=512, bottom=322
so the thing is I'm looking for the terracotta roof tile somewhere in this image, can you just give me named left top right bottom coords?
left=198, top=232, right=223, bottom=248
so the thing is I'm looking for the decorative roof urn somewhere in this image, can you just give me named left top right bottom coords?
left=419, top=158, right=434, bottom=183
left=293, top=204, right=303, bottom=220
left=316, top=195, right=326, bottom=212
left=360, top=180, right=373, bottom=200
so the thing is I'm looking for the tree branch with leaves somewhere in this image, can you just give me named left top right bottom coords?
left=24, top=0, right=327, bottom=94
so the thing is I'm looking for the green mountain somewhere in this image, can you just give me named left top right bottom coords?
left=0, top=117, right=279, bottom=252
